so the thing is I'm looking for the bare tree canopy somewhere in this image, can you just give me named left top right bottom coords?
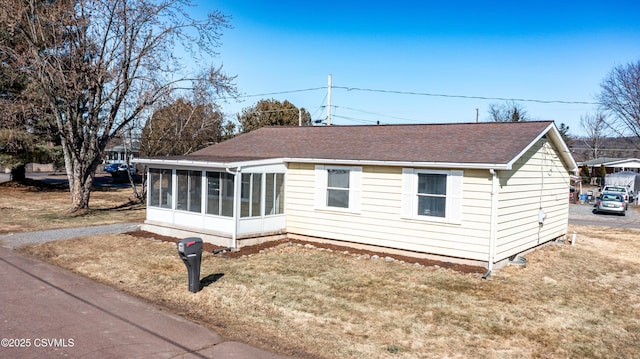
left=238, top=99, right=312, bottom=133
left=598, top=60, right=640, bottom=144
left=0, top=0, right=236, bottom=212
left=580, top=112, right=610, bottom=160
left=141, top=97, right=234, bottom=157
left=487, top=101, right=530, bottom=122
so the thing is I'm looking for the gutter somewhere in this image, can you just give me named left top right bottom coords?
left=226, top=166, right=241, bottom=250
left=484, top=168, right=499, bottom=279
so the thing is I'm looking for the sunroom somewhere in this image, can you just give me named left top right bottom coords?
left=136, top=158, right=287, bottom=248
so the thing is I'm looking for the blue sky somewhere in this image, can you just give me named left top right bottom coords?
left=197, top=1, right=640, bottom=136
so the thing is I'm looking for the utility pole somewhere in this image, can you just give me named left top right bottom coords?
left=475, top=108, right=479, bottom=123
left=327, top=74, right=332, bottom=126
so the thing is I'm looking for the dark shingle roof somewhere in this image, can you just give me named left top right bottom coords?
left=186, top=121, right=556, bottom=166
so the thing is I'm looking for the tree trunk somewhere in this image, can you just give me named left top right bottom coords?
left=68, top=172, right=94, bottom=213
left=62, top=139, right=98, bottom=213
left=10, top=164, right=26, bottom=182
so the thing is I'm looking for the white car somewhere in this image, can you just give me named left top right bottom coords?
left=117, top=164, right=136, bottom=175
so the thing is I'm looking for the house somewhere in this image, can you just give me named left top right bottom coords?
left=102, top=137, right=140, bottom=166
left=133, top=121, right=577, bottom=271
left=578, top=157, right=640, bottom=179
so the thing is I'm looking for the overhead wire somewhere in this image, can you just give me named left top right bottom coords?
left=332, top=86, right=599, bottom=105
left=220, top=84, right=598, bottom=125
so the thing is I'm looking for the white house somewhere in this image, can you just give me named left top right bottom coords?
left=134, top=121, right=577, bottom=271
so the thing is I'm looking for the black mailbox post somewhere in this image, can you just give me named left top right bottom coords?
left=177, top=237, right=203, bottom=293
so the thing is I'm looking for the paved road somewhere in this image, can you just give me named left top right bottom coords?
left=0, top=223, right=142, bottom=249
left=569, top=202, right=640, bottom=229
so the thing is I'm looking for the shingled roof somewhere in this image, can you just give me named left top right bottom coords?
left=186, top=121, right=561, bottom=165
left=139, top=121, right=576, bottom=170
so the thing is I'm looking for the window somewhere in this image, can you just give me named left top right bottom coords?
left=149, top=168, right=172, bottom=209
left=402, top=169, right=462, bottom=223
left=417, top=173, right=447, bottom=217
left=265, top=173, right=285, bottom=215
left=327, top=169, right=350, bottom=208
left=176, top=170, right=202, bottom=213
left=206, top=171, right=234, bottom=217
left=315, top=165, right=361, bottom=212
left=241, top=173, right=262, bottom=218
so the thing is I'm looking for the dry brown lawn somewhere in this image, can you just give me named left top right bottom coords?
left=16, top=224, right=640, bottom=358
left=0, top=180, right=145, bottom=233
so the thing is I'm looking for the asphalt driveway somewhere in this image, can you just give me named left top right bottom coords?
left=569, top=202, right=640, bottom=229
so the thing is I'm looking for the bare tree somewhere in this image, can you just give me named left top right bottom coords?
left=598, top=60, right=640, bottom=145
left=580, top=112, right=610, bottom=160
left=0, top=0, right=236, bottom=212
left=141, top=98, right=233, bottom=157
left=487, top=101, right=530, bottom=122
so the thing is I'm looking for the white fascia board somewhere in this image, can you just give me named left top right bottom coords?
left=282, top=157, right=510, bottom=170
left=132, top=157, right=284, bottom=170
left=505, top=123, right=579, bottom=173
left=132, top=158, right=230, bottom=169
left=606, top=158, right=640, bottom=167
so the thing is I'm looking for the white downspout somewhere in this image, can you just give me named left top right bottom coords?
left=226, top=167, right=241, bottom=249
left=484, top=169, right=499, bottom=279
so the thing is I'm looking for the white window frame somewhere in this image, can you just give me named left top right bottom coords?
left=315, top=165, right=361, bottom=213
left=402, top=168, right=463, bottom=224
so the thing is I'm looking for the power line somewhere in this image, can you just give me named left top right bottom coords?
left=332, top=86, right=599, bottom=105
left=230, top=87, right=326, bottom=100
left=222, top=85, right=597, bottom=107
left=332, top=105, right=420, bottom=123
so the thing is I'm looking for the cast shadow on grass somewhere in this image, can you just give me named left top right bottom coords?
left=200, top=273, right=225, bottom=288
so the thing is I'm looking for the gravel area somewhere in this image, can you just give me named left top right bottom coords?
left=0, top=223, right=141, bottom=249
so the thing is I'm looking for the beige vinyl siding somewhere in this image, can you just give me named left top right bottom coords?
left=286, top=164, right=494, bottom=261
left=495, top=138, right=569, bottom=261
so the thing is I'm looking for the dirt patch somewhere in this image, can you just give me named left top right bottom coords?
left=126, top=230, right=487, bottom=274
left=0, top=178, right=69, bottom=191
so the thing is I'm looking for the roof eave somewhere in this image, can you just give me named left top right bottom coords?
left=283, top=157, right=511, bottom=170
left=133, top=156, right=511, bottom=170
left=505, top=123, right=578, bottom=173
left=132, top=157, right=285, bottom=169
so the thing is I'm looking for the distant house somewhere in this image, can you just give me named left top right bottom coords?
left=578, top=157, right=640, bottom=176
left=103, top=139, right=140, bottom=166
left=134, top=121, right=577, bottom=271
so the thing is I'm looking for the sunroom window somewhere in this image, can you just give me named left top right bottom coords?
left=149, top=168, right=172, bottom=209
left=241, top=173, right=262, bottom=218
left=206, top=171, right=234, bottom=217
left=176, top=170, right=202, bottom=213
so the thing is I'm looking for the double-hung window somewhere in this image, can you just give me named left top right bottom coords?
left=315, top=165, right=361, bottom=212
left=402, top=169, right=462, bottom=224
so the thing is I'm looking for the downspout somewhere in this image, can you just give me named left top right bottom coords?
left=226, top=167, right=241, bottom=249
left=483, top=168, right=499, bottom=279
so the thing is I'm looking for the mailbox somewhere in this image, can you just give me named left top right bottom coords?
left=177, top=237, right=203, bottom=293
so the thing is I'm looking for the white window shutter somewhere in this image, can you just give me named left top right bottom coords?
left=447, top=170, right=463, bottom=224
left=401, top=168, right=414, bottom=219
left=314, top=165, right=326, bottom=209
left=350, top=167, right=362, bottom=213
